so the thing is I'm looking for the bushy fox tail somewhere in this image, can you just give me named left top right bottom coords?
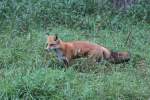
left=108, top=51, right=130, bottom=64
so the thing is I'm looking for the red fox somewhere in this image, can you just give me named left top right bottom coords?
left=45, top=34, right=130, bottom=67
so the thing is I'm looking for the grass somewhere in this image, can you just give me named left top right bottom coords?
left=0, top=0, right=150, bottom=99
left=0, top=22, right=150, bottom=99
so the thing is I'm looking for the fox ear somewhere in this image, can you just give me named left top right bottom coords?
left=55, top=34, right=58, bottom=41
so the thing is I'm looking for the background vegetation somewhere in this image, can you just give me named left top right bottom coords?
left=0, top=0, right=150, bottom=99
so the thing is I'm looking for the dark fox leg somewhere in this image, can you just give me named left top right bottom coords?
left=87, top=50, right=103, bottom=64
left=62, top=57, right=69, bottom=66
left=55, top=49, right=69, bottom=69
left=62, top=58, right=69, bottom=71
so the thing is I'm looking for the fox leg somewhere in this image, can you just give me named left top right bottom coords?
left=87, top=50, right=101, bottom=64
left=63, top=54, right=72, bottom=69
left=63, top=55, right=75, bottom=71
left=57, top=56, right=69, bottom=69
left=62, top=57, right=69, bottom=67
left=54, top=49, right=70, bottom=68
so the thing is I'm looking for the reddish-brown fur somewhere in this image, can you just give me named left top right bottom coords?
left=46, top=35, right=130, bottom=66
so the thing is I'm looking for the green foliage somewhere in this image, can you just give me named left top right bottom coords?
left=0, top=0, right=150, bottom=99
left=127, top=0, right=150, bottom=23
left=0, top=0, right=149, bottom=33
left=0, top=26, right=150, bottom=99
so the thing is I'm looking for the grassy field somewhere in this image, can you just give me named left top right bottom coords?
left=0, top=0, right=150, bottom=99
left=1, top=24, right=150, bottom=99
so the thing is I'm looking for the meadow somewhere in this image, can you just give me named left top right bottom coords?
left=0, top=0, right=150, bottom=99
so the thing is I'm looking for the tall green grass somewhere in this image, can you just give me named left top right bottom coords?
left=0, top=26, right=150, bottom=99
left=0, top=0, right=150, bottom=99
left=0, top=0, right=150, bottom=33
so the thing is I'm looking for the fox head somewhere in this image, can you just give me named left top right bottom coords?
left=45, top=34, right=61, bottom=52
